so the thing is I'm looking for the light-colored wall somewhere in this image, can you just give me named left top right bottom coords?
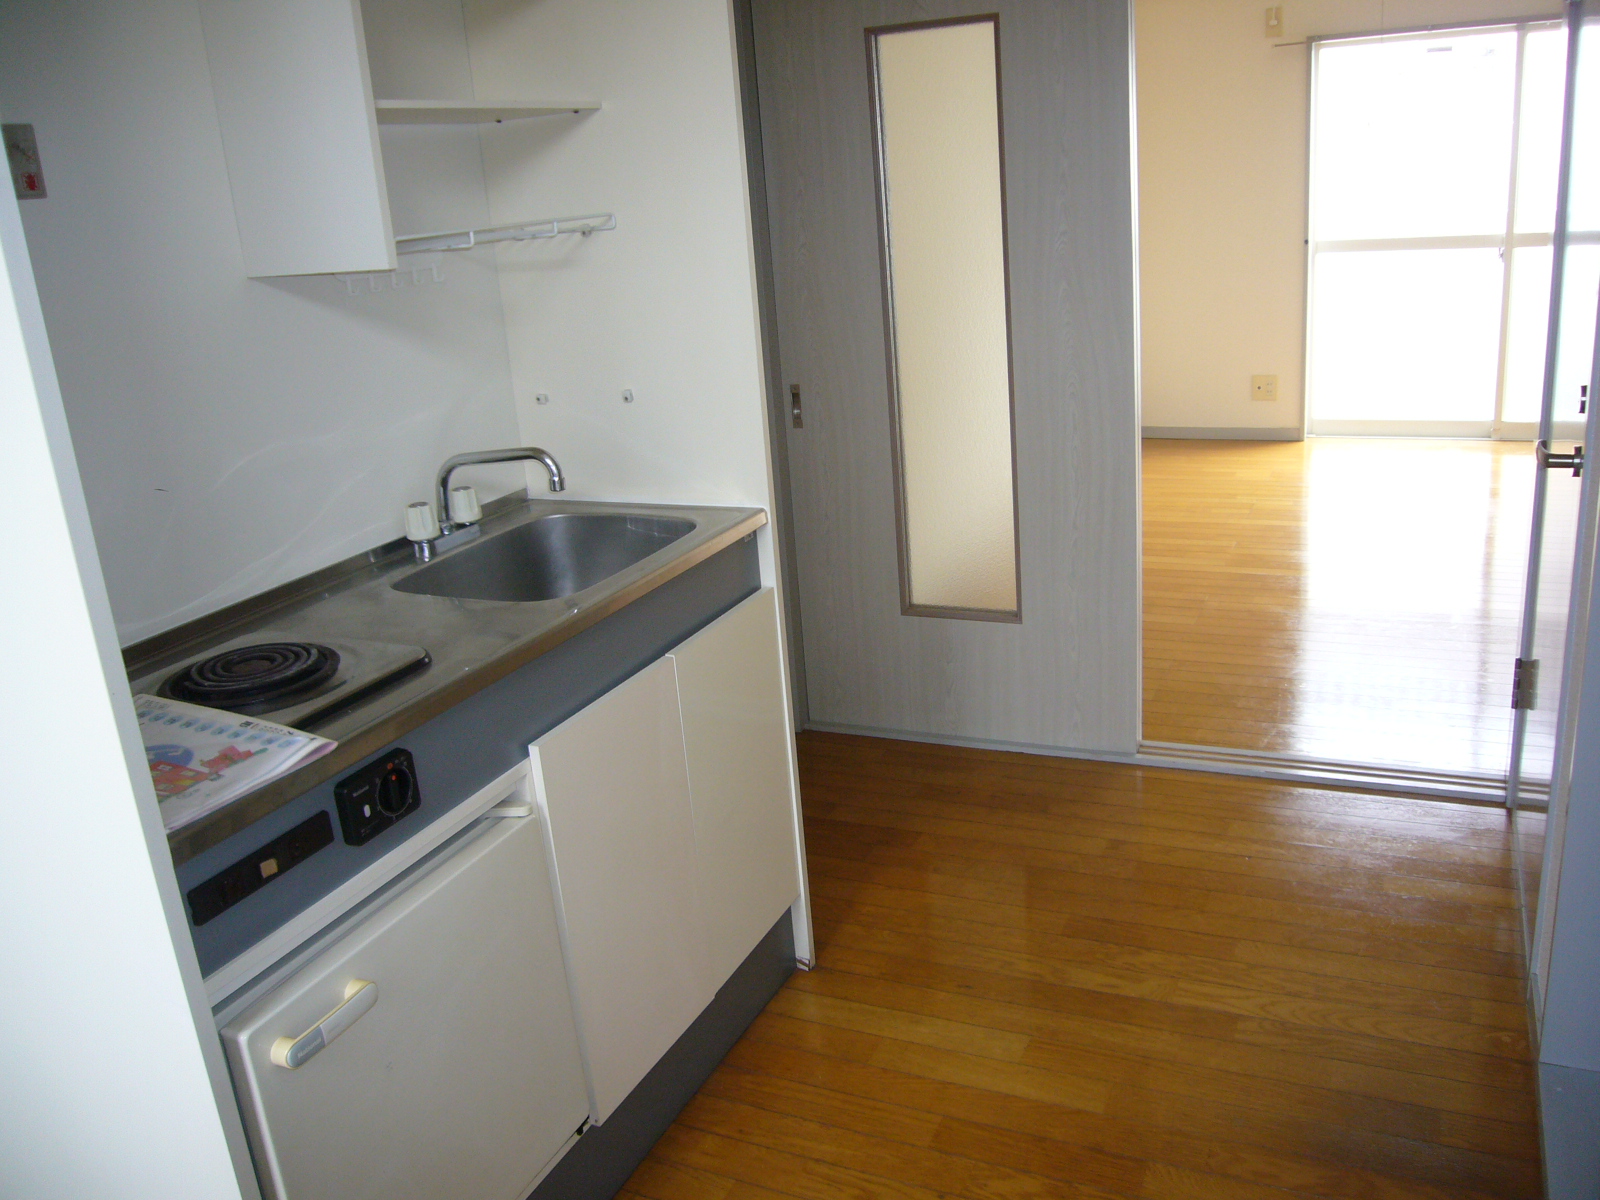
left=462, top=0, right=780, bottom=567
left=1135, top=0, right=1559, bottom=434
left=0, top=0, right=525, bottom=645
left=0, top=155, right=253, bottom=1200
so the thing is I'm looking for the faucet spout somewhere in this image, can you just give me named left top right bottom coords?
left=435, top=446, right=565, bottom=528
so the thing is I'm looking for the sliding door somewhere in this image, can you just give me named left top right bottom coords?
left=1513, top=0, right=1600, bottom=1018
left=751, top=0, right=1140, bottom=751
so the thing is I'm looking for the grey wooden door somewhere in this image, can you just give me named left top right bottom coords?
left=751, top=0, right=1140, bottom=751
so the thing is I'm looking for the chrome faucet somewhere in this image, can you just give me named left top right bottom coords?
left=437, top=447, right=564, bottom=527
left=414, top=446, right=566, bottom=562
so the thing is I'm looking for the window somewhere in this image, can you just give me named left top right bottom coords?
left=1306, top=21, right=1596, bottom=438
left=868, top=16, right=1020, bottom=619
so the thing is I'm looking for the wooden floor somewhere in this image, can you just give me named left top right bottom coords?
left=621, top=733, right=1539, bottom=1200
left=1142, top=438, right=1539, bottom=774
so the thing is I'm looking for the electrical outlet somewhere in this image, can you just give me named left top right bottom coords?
left=4, top=124, right=45, bottom=199
left=1252, top=374, right=1279, bottom=402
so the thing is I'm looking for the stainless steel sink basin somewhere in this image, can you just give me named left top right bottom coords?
left=392, top=513, right=696, bottom=603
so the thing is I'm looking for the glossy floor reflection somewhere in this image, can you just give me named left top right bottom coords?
left=622, top=735, right=1539, bottom=1200
left=1142, top=437, right=1548, bottom=774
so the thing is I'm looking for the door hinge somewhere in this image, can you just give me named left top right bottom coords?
left=1512, top=657, right=1540, bottom=710
left=1536, top=440, right=1584, bottom=477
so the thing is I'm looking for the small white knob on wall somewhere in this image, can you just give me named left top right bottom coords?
left=448, top=485, right=482, bottom=525
left=405, top=501, right=440, bottom=542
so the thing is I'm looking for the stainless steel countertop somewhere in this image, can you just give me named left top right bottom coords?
left=129, top=497, right=767, bottom=865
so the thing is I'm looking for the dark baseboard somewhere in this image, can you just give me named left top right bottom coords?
left=529, top=911, right=798, bottom=1200
left=1540, top=1061, right=1600, bottom=1199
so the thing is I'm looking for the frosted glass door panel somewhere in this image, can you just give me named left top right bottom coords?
left=1309, top=249, right=1504, bottom=423
left=1313, top=30, right=1516, bottom=241
left=1539, top=19, right=1600, bottom=234
left=1502, top=246, right=1600, bottom=425
left=1515, top=28, right=1570, bottom=234
left=871, top=18, right=1019, bottom=618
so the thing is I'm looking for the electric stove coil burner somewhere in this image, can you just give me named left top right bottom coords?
left=164, top=642, right=341, bottom=714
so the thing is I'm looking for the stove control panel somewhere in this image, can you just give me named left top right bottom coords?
left=335, top=749, right=422, bottom=846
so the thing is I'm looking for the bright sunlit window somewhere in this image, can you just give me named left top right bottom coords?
left=1307, top=22, right=1599, bottom=436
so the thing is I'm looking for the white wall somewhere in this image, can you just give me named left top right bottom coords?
left=462, top=0, right=779, bottom=559
left=0, top=149, right=252, bottom=1200
left=0, top=0, right=525, bottom=645
left=1135, top=0, right=1559, bottom=435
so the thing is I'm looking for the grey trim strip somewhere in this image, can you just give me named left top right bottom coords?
left=1141, top=427, right=1303, bottom=441
left=1138, top=740, right=1508, bottom=804
left=802, top=721, right=1508, bottom=804
left=731, top=0, right=809, bottom=726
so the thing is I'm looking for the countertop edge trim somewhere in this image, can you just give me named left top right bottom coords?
left=165, top=509, right=768, bottom=864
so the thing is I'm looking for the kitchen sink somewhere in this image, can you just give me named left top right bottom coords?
left=392, top=513, right=696, bottom=603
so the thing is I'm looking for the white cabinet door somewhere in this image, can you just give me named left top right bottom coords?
left=197, top=0, right=396, bottom=277
left=223, top=812, right=589, bottom=1200
left=530, top=657, right=713, bottom=1123
left=670, top=589, right=804, bottom=985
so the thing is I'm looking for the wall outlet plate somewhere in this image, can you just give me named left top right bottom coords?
left=1251, top=374, right=1279, bottom=402
left=4, top=124, right=45, bottom=199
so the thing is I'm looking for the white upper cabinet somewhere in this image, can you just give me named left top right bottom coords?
left=198, top=0, right=396, bottom=277
left=197, top=0, right=598, bottom=278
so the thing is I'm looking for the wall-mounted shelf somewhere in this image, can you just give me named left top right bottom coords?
left=396, top=213, right=616, bottom=255
left=375, top=99, right=600, bottom=125
left=196, top=0, right=604, bottom=276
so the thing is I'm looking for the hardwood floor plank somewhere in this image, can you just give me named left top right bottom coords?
left=796, top=742, right=1520, bottom=828
left=808, top=917, right=1528, bottom=1058
left=622, top=1159, right=737, bottom=1200
left=803, top=815, right=1521, bottom=931
left=649, top=1124, right=948, bottom=1200
left=700, top=1067, right=1363, bottom=1200
left=730, top=1021, right=1540, bottom=1199
left=798, top=764, right=1519, bottom=864
left=804, top=802, right=1520, bottom=912
left=673, top=1093, right=1137, bottom=1199
left=800, top=773, right=1516, bottom=882
left=1139, top=438, right=1537, bottom=772
left=784, top=966, right=1532, bottom=1120
left=804, top=852, right=1525, bottom=979
left=804, top=873, right=1523, bottom=1003
left=801, top=828, right=1523, bottom=954
left=806, top=894, right=1527, bottom=1030
left=767, top=988, right=1534, bottom=1158
left=717, top=1041, right=1533, bottom=1200
left=622, top=735, right=1539, bottom=1200
left=801, top=941, right=1533, bottom=1091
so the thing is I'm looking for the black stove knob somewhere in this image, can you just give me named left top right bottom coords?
left=335, top=749, right=420, bottom=845
left=376, top=764, right=415, bottom=817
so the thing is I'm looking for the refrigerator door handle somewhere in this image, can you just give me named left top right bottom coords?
left=271, top=979, right=377, bottom=1069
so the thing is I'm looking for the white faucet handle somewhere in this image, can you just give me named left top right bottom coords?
left=404, top=501, right=440, bottom=542
left=448, top=486, right=482, bottom=526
